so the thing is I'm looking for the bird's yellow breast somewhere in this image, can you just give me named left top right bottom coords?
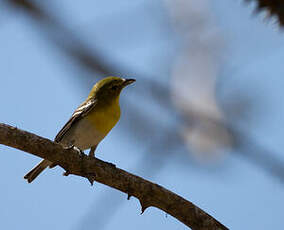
left=86, top=98, right=121, bottom=137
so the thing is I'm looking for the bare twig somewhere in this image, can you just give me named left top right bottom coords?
left=0, top=123, right=228, bottom=230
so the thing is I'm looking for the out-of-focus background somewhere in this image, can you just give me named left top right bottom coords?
left=0, top=0, right=283, bottom=229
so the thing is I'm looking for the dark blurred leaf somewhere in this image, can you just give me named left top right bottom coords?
left=247, top=0, right=284, bottom=26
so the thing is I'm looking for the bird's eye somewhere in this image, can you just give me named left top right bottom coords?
left=111, top=85, right=118, bottom=90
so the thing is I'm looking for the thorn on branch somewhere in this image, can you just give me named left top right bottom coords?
left=127, top=187, right=134, bottom=200
left=139, top=199, right=151, bottom=214
left=0, top=123, right=229, bottom=229
left=86, top=173, right=96, bottom=186
left=63, top=170, right=70, bottom=176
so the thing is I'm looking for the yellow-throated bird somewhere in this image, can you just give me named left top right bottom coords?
left=24, top=76, right=135, bottom=183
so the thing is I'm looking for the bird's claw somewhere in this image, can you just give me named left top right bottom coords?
left=76, top=148, right=86, bottom=159
left=64, top=145, right=75, bottom=150
left=65, top=145, right=85, bottom=158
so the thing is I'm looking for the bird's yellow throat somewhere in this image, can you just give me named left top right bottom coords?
left=86, top=96, right=121, bottom=136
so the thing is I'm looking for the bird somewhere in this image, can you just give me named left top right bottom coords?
left=24, top=76, right=135, bottom=183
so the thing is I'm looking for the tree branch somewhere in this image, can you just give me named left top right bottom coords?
left=0, top=123, right=228, bottom=230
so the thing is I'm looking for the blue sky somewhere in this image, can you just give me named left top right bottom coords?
left=0, top=1, right=283, bottom=229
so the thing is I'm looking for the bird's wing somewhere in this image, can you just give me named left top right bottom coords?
left=54, top=98, right=97, bottom=142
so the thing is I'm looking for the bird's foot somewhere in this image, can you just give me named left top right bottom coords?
left=74, top=146, right=85, bottom=158
left=88, top=146, right=97, bottom=158
left=64, top=145, right=85, bottom=158
left=64, top=145, right=75, bottom=150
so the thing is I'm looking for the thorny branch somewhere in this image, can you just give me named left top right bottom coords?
left=0, top=123, right=228, bottom=230
left=5, top=0, right=284, bottom=185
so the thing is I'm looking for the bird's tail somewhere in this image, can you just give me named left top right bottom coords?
left=24, top=159, right=52, bottom=183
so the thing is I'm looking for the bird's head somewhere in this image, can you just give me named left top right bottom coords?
left=88, top=76, right=135, bottom=102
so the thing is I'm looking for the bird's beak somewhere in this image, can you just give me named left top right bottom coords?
left=123, top=78, right=136, bottom=87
